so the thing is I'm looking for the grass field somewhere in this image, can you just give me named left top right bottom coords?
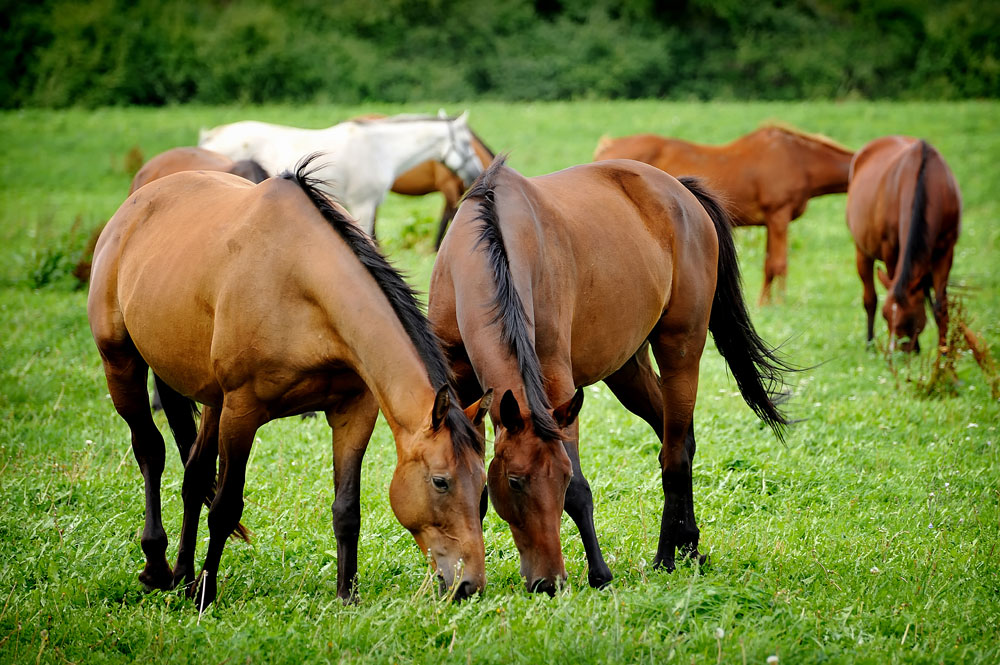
left=1, top=101, right=998, bottom=664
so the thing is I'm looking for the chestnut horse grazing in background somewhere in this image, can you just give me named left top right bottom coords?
left=74, top=147, right=269, bottom=284
left=846, top=136, right=961, bottom=352
left=594, top=125, right=854, bottom=304
left=430, top=156, right=793, bottom=593
left=391, top=130, right=495, bottom=248
left=88, top=158, right=490, bottom=609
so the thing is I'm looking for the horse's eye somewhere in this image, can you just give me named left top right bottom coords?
left=431, top=476, right=449, bottom=492
left=508, top=475, right=525, bottom=492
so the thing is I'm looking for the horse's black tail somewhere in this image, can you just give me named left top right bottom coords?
left=678, top=177, right=796, bottom=441
left=892, top=140, right=931, bottom=305
left=153, top=376, right=252, bottom=543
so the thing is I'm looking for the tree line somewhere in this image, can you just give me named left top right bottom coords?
left=2, top=0, right=997, bottom=108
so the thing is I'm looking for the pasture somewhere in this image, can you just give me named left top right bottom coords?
left=1, top=101, right=998, bottom=664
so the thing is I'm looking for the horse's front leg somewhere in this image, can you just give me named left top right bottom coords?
left=327, top=389, right=379, bottom=602
left=932, top=248, right=955, bottom=352
left=855, top=247, right=878, bottom=345
left=190, top=397, right=261, bottom=610
left=173, top=405, right=221, bottom=590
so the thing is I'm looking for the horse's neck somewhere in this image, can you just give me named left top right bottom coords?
left=363, top=121, right=450, bottom=179
left=342, top=302, right=437, bottom=441
left=794, top=137, right=853, bottom=197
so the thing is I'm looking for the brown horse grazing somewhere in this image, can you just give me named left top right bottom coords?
left=130, top=146, right=269, bottom=194
left=429, top=156, right=793, bottom=593
left=88, top=158, right=491, bottom=609
left=74, top=147, right=269, bottom=284
left=846, top=136, right=961, bottom=352
left=355, top=114, right=495, bottom=248
left=594, top=125, right=854, bottom=304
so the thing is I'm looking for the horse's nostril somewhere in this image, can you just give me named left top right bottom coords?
left=528, top=578, right=557, bottom=596
left=453, top=580, right=478, bottom=601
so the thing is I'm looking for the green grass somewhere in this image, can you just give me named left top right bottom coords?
left=1, top=101, right=998, bottom=664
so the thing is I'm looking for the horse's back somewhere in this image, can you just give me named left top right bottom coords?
left=92, top=172, right=363, bottom=402
left=452, top=158, right=718, bottom=383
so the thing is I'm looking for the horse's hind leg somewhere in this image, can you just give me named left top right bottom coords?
left=173, top=405, right=220, bottom=591
left=648, top=323, right=709, bottom=572
left=327, top=389, right=379, bottom=601
left=99, top=346, right=173, bottom=589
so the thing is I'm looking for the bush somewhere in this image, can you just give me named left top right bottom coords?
left=2, top=0, right=996, bottom=108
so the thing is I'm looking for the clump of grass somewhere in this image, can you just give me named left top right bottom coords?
left=23, top=214, right=90, bottom=290
left=902, top=296, right=1000, bottom=399
left=123, top=144, right=145, bottom=177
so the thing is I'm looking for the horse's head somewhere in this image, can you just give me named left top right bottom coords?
left=389, top=386, right=492, bottom=601
left=487, top=389, right=584, bottom=594
left=442, top=111, right=484, bottom=187
left=879, top=269, right=926, bottom=352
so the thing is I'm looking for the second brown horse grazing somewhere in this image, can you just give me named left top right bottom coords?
left=429, top=156, right=793, bottom=593
left=594, top=125, right=854, bottom=304
left=846, top=136, right=961, bottom=352
left=88, top=158, right=491, bottom=609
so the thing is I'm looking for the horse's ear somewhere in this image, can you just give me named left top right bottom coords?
left=463, top=388, right=494, bottom=427
left=456, top=110, right=470, bottom=125
left=498, top=390, right=524, bottom=434
left=437, top=108, right=448, bottom=119
left=432, top=385, right=450, bottom=430
left=877, top=268, right=892, bottom=289
left=553, top=388, right=584, bottom=429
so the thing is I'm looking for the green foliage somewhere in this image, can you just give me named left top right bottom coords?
left=2, top=0, right=998, bottom=108
left=1, top=101, right=999, bottom=663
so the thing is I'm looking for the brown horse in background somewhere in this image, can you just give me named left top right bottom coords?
left=74, top=147, right=269, bottom=284
left=594, top=125, right=854, bottom=304
left=130, top=146, right=269, bottom=194
left=429, top=156, right=792, bottom=593
left=846, top=136, right=961, bottom=352
left=356, top=114, right=495, bottom=247
left=88, top=158, right=491, bottom=608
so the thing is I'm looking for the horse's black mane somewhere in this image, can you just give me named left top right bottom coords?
left=280, top=154, right=482, bottom=456
left=466, top=155, right=561, bottom=441
left=892, top=139, right=931, bottom=302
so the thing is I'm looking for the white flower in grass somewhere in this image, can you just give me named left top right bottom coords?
left=715, top=627, right=725, bottom=639
left=767, top=656, right=779, bottom=664
left=870, top=566, right=880, bottom=574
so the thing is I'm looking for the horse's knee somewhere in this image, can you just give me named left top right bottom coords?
left=564, top=474, right=594, bottom=518
left=331, top=498, right=360, bottom=540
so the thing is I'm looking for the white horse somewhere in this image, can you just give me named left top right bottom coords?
left=197, top=112, right=484, bottom=236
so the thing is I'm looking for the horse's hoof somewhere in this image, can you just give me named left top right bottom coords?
left=651, top=557, right=676, bottom=573
left=138, top=560, right=174, bottom=591
left=588, top=567, right=614, bottom=589
left=171, top=565, right=194, bottom=591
